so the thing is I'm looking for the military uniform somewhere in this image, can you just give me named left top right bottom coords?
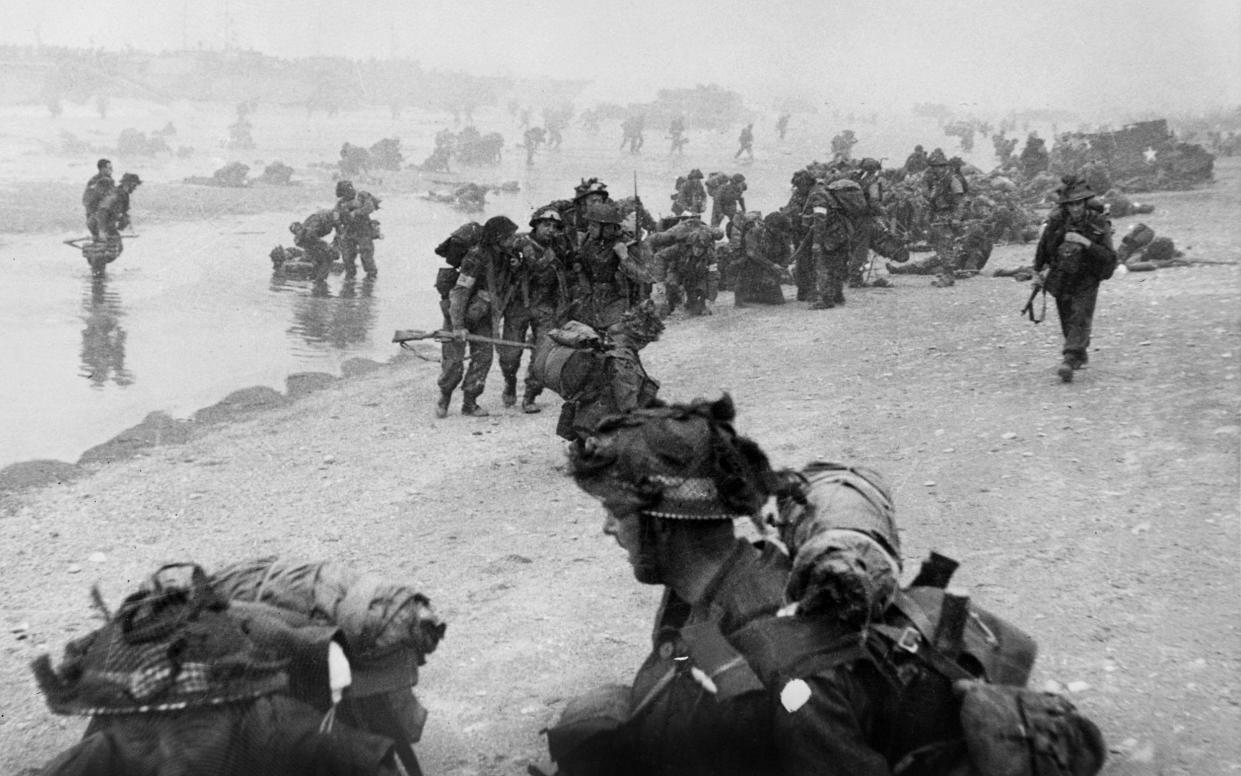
left=82, top=169, right=113, bottom=239
left=335, top=183, right=379, bottom=277
left=508, top=224, right=572, bottom=409
left=441, top=241, right=510, bottom=414
left=783, top=173, right=816, bottom=301
left=554, top=398, right=969, bottom=776
left=924, top=151, right=967, bottom=287
left=1033, top=181, right=1118, bottom=381
left=292, top=211, right=340, bottom=283
left=710, top=178, right=746, bottom=229
left=807, top=180, right=869, bottom=308
left=732, top=216, right=788, bottom=306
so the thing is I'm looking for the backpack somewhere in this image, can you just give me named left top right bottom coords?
left=434, top=221, right=483, bottom=297
left=827, top=179, right=871, bottom=220
left=728, top=552, right=1104, bottom=776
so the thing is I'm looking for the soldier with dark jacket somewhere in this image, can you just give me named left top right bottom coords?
left=290, top=209, right=340, bottom=284
left=334, top=180, right=380, bottom=278
left=573, top=202, right=640, bottom=329
left=1033, top=177, right=1118, bottom=382
left=732, top=212, right=790, bottom=307
left=82, top=158, right=113, bottom=239
left=924, top=149, right=967, bottom=288
left=783, top=170, right=817, bottom=301
left=87, top=172, right=141, bottom=272
left=507, top=208, right=574, bottom=413
left=548, top=396, right=969, bottom=776
left=711, top=174, right=747, bottom=229
left=438, top=215, right=520, bottom=417
left=903, top=144, right=929, bottom=175
left=807, top=179, right=869, bottom=309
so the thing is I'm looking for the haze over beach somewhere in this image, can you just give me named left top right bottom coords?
left=0, top=0, right=1239, bottom=774
left=2, top=0, right=1239, bottom=114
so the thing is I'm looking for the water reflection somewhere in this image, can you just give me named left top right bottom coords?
left=79, top=276, right=134, bottom=388
left=284, top=276, right=378, bottom=350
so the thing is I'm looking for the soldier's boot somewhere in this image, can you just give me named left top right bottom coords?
left=871, top=276, right=893, bottom=288
left=462, top=396, right=490, bottom=417
left=521, top=390, right=541, bottom=414
left=502, top=377, right=517, bottom=408
left=434, top=392, right=451, bottom=419
left=1057, top=359, right=1074, bottom=383
left=931, top=270, right=955, bottom=288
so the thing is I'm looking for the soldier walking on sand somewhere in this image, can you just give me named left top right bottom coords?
left=437, top=216, right=520, bottom=418
left=1033, top=177, right=1118, bottom=382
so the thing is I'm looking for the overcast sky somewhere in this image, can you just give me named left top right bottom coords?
left=2, top=0, right=1238, bottom=115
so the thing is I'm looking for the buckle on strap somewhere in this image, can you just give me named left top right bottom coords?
left=896, top=627, right=921, bottom=654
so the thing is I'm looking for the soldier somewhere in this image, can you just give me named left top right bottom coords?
left=783, top=170, right=817, bottom=301
left=543, top=300, right=663, bottom=442
left=648, top=215, right=724, bottom=317
left=289, top=209, right=340, bottom=284
left=923, top=148, right=967, bottom=288
left=82, top=158, right=113, bottom=239
left=567, top=178, right=610, bottom=249
left=734, top=123, right=754, bottom=159
left=711, top=173, right=747, bottom=229
left=87, top=172, right=141, bottom=273
left=674, top=168, right=707, bottom=216
left=438, top=215, right=520, bottom=417
left=507, top=208, right=573, bottom=413
left=903, top=144, right=929, bottom=175
left=33, top=565, right=399, bottom=775
left=1033, top=177, right=1118, bottom=382
left=334, top=180, right=380, bottom=278
left=776, top=112, right=790, bottom=140
left=732, top=211, right=791, bottom=307
left=668, top=115, right=688, bottom=154
left=572, top=201, right=643, bottom=330
left=1019, top=132, right=1050, bottom=178
left=548, top=397, right=961, bottom=776
left=807, top=178, right=869, bottom=309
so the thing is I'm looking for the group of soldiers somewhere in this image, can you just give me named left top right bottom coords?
left=286, top=180, right=382, bottom=284
left=31, top=394, right=1109, bottom=776
left=81, top=158, right=142, bottom=276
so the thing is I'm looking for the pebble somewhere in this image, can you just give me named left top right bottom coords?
left=1067, top=681, right=1091, bottom=693
left=1002, top=432, right=1018, bottom=440
left=923, top=480, right=936, bottom=487
left=323, top=455, right=336, bottom=464
left=67, top=564, right=82, bottom=574
left=88, top=552, right=107, bottom=564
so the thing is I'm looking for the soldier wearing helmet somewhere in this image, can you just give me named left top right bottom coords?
left=732, top=211, right=791, bottom=307
left=709, top=173, right=747, bottom=230
left=924, top=148, right=968, bottom=288
left=334, top=179, right=381, bottom=278
left=85, top=171, right=141, bottom=274
left=288, top=209, right=341, bottom=283
left=505, top=208, right=574, bottom=413
left=547, top=397, right=971, bottom=776
left=903, top=144, right=929, bottom=175
left=1033, top=175, right=1117, bottom=382
left=571, top=201, right=639, bottom=330
left=673, top=171, right=707, bottom=216
left=437, top=215, right=520, bottom=418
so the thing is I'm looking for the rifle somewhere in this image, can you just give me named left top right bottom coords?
left=1020, top=284, right=1045, bottom=324
left=392, top=329, right=534, bottom=349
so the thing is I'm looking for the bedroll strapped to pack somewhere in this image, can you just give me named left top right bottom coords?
left=531, top=322, right=604, bottom=398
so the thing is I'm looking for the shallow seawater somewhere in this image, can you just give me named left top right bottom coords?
left=0, top=101, right=957, bottom=468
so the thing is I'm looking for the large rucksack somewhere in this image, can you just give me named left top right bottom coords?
left=433, top=221, right=482, bottom=298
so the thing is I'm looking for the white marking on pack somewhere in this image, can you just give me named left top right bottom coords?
left=781, top=679, right=811, bottom=712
